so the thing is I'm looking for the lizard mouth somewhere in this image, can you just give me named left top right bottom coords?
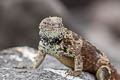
left=45, top=27, right=61, bottom=32
left=45, top=29, right=57, bottom=33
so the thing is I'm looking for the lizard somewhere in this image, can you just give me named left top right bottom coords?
left=15, top=17, right=120, bottom=80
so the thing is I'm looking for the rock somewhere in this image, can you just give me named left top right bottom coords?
left=0, top=46, right=96, bottom=80
left=0, top=68, right=96, bottom=80
left=0, top=68, right=67, bottom=80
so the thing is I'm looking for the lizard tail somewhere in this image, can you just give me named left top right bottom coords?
left=116, top=72, right=120, bottom=80
left=96, top=65, right=120, bottom=80
left=96, top=65, right=111, bottom=80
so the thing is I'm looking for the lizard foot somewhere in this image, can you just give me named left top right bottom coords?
left=66, top=69, right=82, bottom=78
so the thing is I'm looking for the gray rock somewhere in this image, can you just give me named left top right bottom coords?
left=0, top=68, right=96, bottom=80
left=0, top=46, right=96, bottom=80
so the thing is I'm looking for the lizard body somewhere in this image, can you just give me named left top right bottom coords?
left=19, top=17, right=120, bottom=80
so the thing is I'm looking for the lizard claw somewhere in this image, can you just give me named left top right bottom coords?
left=65, top=69, right=82, bottom=78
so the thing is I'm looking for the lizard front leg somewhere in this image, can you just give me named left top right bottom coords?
left=67, top=54, right=83, bottom=77
left=15, top=45, right=46, bottom=69
left=31, top=52, right=46, bottom=69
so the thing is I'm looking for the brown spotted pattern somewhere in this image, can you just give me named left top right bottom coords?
left=36, top=17, right=119, bottom=80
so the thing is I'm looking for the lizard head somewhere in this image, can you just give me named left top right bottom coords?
left=39, top=17, right=65, bottom=45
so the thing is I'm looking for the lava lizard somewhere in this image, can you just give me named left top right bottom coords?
left=16, top=17, right=120, bottom=80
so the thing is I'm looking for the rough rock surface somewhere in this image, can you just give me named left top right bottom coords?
left=0, top=46, right=96, bottom=80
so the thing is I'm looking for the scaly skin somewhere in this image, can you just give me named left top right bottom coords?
left=16, top=17, right=119, bottom=80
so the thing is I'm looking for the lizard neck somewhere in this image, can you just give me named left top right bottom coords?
left=39, top=35, right=63, bottom=46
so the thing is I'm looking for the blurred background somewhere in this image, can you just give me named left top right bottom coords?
left=0, top=0, right=120, bottom=69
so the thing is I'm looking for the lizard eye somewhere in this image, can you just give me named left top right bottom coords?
left=51, top=23, right=55, bottom=26
left=43, top=22, right=46, bottom=24
left=58, top=23, right=62, bottom=26
left=58, top=23, right=63, bottom=27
